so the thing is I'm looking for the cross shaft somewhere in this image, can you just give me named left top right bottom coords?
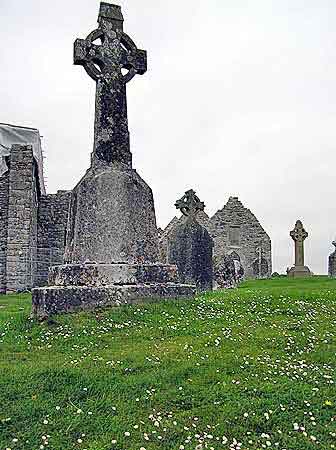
left=74, top=3, right=147, bottom=166
left=290, top=220, right=308, bottom=267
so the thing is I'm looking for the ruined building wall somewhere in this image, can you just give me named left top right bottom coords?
left=160, top=196, right=272, bottom=281
left=211, top=197, right=272, bottom=278
left=0, top=144, right=71, bottom=293
left=36, top=191, right=71, bottom=286
left=0, top=168, right=9, bottom=293
left=5, top=145, right=39, bottom=292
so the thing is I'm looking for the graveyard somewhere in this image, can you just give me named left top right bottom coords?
left=1, top=276, right=336, bottom=450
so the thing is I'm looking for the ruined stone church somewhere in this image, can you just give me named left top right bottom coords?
left=159, top=196, right=272, bottom=282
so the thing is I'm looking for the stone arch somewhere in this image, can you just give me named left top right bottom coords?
left=228, top=250, right=240, bottom=261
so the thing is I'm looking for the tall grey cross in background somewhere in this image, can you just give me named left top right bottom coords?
left=74, top=3, right=147, bottom=166
left=290, top=220, right=308, bottom=267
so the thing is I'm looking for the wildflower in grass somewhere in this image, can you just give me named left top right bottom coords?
left=125, top=432, right=130, bottom=437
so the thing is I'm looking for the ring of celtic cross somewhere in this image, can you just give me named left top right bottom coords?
left=175, top=190, right=205, bottom=217
left=77, top=28, right=144, bottom=84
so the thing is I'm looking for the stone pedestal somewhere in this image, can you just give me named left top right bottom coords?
left=287, top=265, right=312, bottom=278
left=32, top=262, right=194, bottom=319
left=32, top=165, right=195, bottom=318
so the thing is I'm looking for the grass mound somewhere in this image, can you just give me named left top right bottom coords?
left=1, top=277, right=336, bottom=449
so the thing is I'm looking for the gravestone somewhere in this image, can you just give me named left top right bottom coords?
left=31, top=3, right=195, bottom=318
left=328, top=240, right=336, bottom=277
left=167, top=190, right=213, bottom=291
left=287, top=220, right=312, bottom=278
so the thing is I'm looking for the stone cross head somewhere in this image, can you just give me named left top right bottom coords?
left=74, top=3, right=147, bottom=84
left=175, top=189, right=205, bottom=218
left=290, top=220, right=308, bottom=242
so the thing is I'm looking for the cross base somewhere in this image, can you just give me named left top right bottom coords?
left=287, top=265, right=312, bottom=278
left=31, top=263, right=196, bottom=319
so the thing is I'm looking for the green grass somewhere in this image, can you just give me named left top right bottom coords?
left=1, top=276, right=336, bottom=449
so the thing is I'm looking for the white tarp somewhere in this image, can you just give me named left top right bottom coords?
left=0, top=122, right=46, bottom=194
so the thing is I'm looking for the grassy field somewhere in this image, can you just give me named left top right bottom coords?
left=1, top=277, right=336, bottom=450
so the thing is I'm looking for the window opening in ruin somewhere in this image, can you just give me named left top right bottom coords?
left=229, top=226, right=240, bottom=246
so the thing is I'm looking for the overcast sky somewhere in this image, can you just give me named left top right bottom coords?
left=1, top=0, right=336, bottom=274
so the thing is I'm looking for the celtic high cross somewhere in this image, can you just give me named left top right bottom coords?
left=175, top=189, right=205, bottom=219
left=290, top=220, right=308, bottom=267
left=74, top=3, right=147, bottom=166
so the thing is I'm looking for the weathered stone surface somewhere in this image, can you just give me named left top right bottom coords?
left=32, top=260, right=195, bottom=318
left=0, top=167, right=9, bottom=293
left=328, top=241, right=336, bottom=277
left=253, top=246, right=269, bottom=278
left=167, top=190, right=213, bottom=291
left=0, top=129, right=70, bottom=293
left=48, top=263, right=179, bottom=286
left=32, top=283, right=195, bottom=320
left=36, top=190, right=71, bottom=286
left=64, top=165, right=158, bottom=264
left=288, top=220, right=312, bottom=278
left=73, top=3, right=146, bottom=167
left=63, top=3, right=157, bottom=265
left=5, top=145, right=38, bottom=293
left=211, top=197, right=271, bottom=279
left=214, top=253, right=244, bottom=288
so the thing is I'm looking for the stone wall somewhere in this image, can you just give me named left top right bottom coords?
left=0, top=143, right=70, bottom=292
left=0, top=167, right=9, bottom=293
left=36, top=190, right=71, bottom=286
left=211, top=197, right=272, bottom=278
left=5, top=145, right=38, bottom=292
